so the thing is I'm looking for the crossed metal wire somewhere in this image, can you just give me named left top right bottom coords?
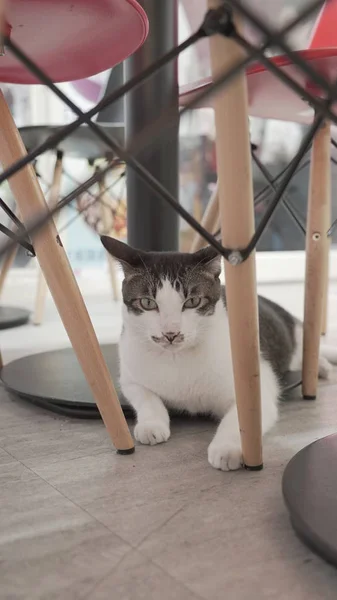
left=59, top=167, right=126, bottom=236
left=35, top=161, right=126, bottom=234
left=212, top=147, right=310, bottom=241
left=0, top=0, right=335, bottom=262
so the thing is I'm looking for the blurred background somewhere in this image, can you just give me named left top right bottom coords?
left=1, top=0, right=336, bottom=280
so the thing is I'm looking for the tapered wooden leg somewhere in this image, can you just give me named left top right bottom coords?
left=190, top=183, right=219, bottom=252
left=0, top=245, right=17, bottom=297
left=33, top=152, right=63, bottom=325
left=0, top=206, right=21, bottom=297
left=208, top=1, right=262, bottom=469
left=0, top=91, right=134, bottom=453
left=193, top=191, right=203, bottom=223
left=321, top=267, right=329, bottom=336
left=97, top=171, right=120, bottom=301
left=303, top=121, right=331, bottom=399
left=321, top=186, right=331, bottom=336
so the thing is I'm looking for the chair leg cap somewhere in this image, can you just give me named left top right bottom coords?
left=244, top=463, right=263, bottom=471
left=117, top=446, right=135, bottom=455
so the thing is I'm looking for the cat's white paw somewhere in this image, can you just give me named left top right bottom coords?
left=208, top=440, right=243, bottom=471
left=134, top=421, right=170, bottom=446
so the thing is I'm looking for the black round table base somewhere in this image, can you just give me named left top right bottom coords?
left=0, top=344, right=133, bottom=418
left=0, top=343, right=302, bottom=420
left=283, top=433, right=337, bottom=567
left=0, top=306, right=30, bottom=330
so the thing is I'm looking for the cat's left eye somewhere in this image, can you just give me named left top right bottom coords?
left=140, top=297, right=158, bottom=311
left=183, top=296, right=201, bottom=309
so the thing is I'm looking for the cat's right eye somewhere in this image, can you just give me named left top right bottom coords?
left=139, top=297, right=158, bottom=311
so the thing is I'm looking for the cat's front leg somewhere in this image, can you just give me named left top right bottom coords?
left=121, top=382, right=170, bottom=446
left=207, top=405, right=244, bottom=471
left=208, top=362, right=279, bottom=471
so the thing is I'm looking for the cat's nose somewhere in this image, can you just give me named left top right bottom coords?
left=163, top=332, right=180, bottom=343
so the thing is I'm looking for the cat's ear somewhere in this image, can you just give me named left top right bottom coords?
left=100, top=236, right=145, bottom=273
left=193, top=245, right=221, bottom=277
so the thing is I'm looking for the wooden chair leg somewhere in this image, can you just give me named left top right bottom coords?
left=208, top=1, right=262, bottom=469
left=0, top=206, right=22, bottom=297
left=193, top=191, right=203, bottom=224
left=97, top=171, right=120, bottom=301
left=106, top=250, right=120, bottom=302
left=303, top=121, right=331, bottom=399
left=321, top=244, right=330, bottom=337
left=0, top=245, right=18, bottom=297
left=190, top=183, right=219, bottom=252
left=0, top=91, right=134, bottom=453
left=33, top=151, right=63, bottom=325
left=321, top=187, right=331, bottom=336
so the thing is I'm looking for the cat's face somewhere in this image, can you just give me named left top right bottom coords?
left=101, top=237, right=221, bottom=351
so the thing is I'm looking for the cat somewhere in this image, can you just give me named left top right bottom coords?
left=101, top=235, right=337, bottom=471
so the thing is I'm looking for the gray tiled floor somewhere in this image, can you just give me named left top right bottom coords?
left=1, top=276, right=337, bottom=599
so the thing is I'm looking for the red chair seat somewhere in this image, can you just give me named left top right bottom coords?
left=179, top=49, right=337, bottom=124
left=0, top=0, right=148, bottom=84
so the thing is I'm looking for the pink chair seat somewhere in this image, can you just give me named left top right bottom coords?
left=180, top=1, right=337, bottom=124
left=0, top=0, right=148, bottom=84
left=179, top=48, right=337, bottom=124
